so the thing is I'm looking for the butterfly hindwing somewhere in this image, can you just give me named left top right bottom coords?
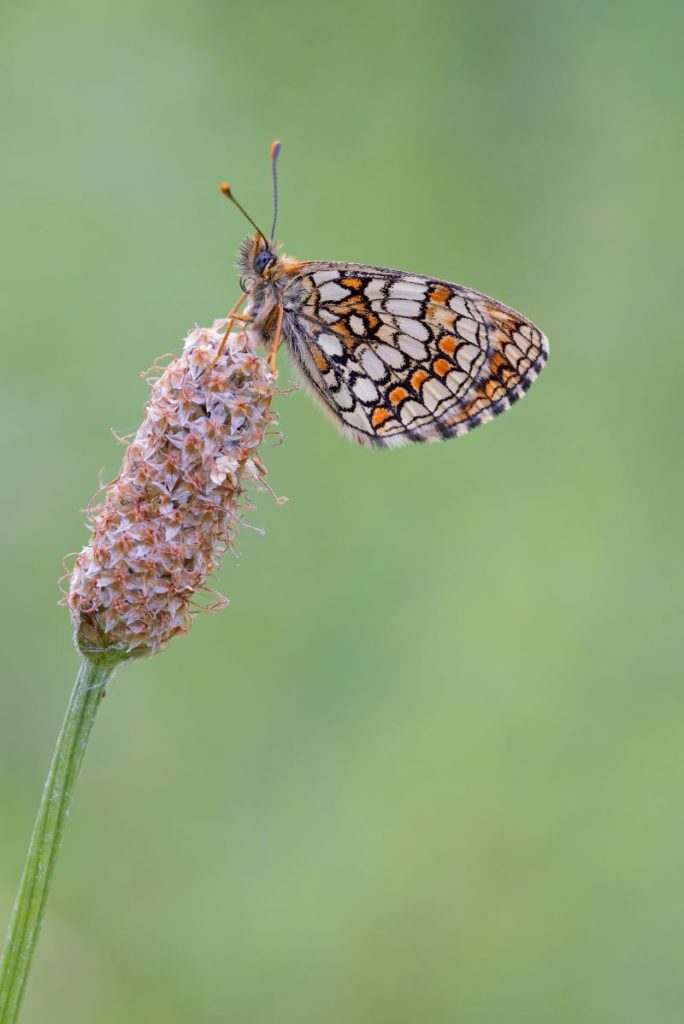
left=279, top=262, right=548, bottom=448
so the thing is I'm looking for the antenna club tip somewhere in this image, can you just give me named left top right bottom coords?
left=270, top=140, right=281, bottom=160
left=219, top=182, right=231, bottom=196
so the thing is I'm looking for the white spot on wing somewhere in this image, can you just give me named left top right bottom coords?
left=455, top=342, right=480, bottom=372
left=364, top=279, right=384, bottom=301
left=349, top=315, right=365, bottom=336
left=457, top=318, right=480, bottom=345
left=376, top=344, right=405, bottom=369
left=386, top=299, right=422, bottom=317
left=389, top=280, right=427, bottom=301
left=334, top=383, right=354, bottom=410
left=360, top=347, right=387, bottom=381
left=313, top=270, right=339, bottom=285
left=400, top=400, right=430, bottom=426
left=446, top=368, right=470, bottom=394
left=512, top=329, right=533, bottom=354
left=422, top=378, right=450, bottom=411
left=449, top=295, right=471, bottom=316
left=319, top=281, right=350, bottom=302
left=352, top=376, right=379, bottom=403
left=397, top=335, right=428, bottom=360
left=398, top=317, right=429, bottom=341
left=319, top=308, right=338, bottom=323
left=342, top=405, right=373, bottom=433
left=318, top=333, right=344, bottom=357
left=504, top=342, right=526, bottom=368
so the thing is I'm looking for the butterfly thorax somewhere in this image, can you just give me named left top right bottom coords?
left=237, top=232, right=304, bottom=344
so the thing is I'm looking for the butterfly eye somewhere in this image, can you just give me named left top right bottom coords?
left=254, top=250, right=274, bottom=273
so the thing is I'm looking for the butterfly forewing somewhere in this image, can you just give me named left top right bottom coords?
left=279, top=262, right=548, bottom=447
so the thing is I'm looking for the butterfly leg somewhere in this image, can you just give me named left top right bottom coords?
left=268, top=304, right=284, bottom=375
left=212, top=294, right=252, bottom=364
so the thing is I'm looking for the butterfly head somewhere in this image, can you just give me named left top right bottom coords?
left=254, top=245, right=276, bottom=274
left=236, top=232, right=278, bottom=289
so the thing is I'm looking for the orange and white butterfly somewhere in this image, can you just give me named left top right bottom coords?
left=219, top=142, right=548, bottom=448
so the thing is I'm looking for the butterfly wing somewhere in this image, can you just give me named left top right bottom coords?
left=279, top=261, right=549, bottom=448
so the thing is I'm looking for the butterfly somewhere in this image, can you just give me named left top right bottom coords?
left=218, top=142, right=548, bottom=449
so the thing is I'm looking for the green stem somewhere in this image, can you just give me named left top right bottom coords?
left=0, top=656, right=117, bottom=1024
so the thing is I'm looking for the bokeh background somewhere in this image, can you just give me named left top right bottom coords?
left=1, top=1, right=683, bottom=1021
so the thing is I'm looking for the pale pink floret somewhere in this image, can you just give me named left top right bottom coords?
left=67, top=322, right=276, bottom=658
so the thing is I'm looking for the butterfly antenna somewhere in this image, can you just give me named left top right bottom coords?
left=219, top=182, right=268, bottom=243
left=270, top=140, right=281, bottom=240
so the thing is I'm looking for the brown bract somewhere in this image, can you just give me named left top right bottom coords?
left=66, top=322, right=277, bottom=659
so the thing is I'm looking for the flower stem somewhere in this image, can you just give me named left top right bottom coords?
left=0, top=656, right=117, bottom=1024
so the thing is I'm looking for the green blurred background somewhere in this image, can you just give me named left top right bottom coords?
left=1, top=1, right=683, bottom=1021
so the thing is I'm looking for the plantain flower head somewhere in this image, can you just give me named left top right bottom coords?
left=66, top=321, right=278, bottom=660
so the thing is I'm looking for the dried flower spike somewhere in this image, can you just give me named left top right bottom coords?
left=67, top=320, right=277, bottom=659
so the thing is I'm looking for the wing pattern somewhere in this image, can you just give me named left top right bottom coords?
left=280, top=262, right=548, bottom=447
